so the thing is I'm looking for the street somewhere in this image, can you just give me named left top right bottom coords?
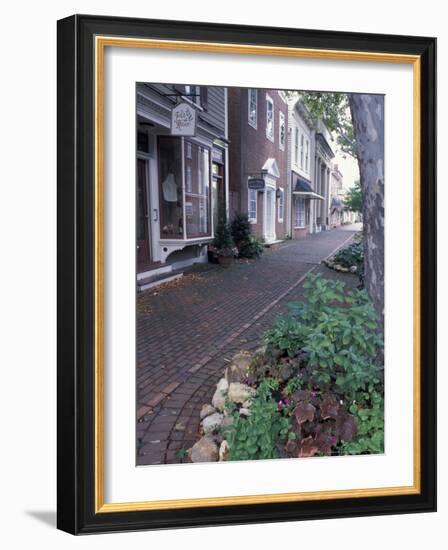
left=136, top=225, right=361, bottom=465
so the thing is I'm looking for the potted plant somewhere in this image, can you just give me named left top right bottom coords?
left=213, top=221, right=238, bottom=267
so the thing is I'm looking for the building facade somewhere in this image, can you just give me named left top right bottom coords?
left=136, top=83, right=228, bottom=288
left=288, top=97, right=324, bottom=238
left=228, top=88, right=290, bottom=243
left=314, top=119, right=336, bottom=232
left=329, top=163, right=345, bottom=227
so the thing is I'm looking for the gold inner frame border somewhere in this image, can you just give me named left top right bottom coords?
left=94, top=36, right=421, bottom=513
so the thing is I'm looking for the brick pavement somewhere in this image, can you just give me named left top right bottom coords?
left=136, top=226, right=360, bottom=465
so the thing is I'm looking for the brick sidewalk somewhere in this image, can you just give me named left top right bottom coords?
left=136, top=226, right=360, bottom=465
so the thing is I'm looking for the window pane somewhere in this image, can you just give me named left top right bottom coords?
left=248, top=89, right=257, bottom=127
left=248, top=189, right=257, bottom=220
left=266, top=97, right=274, bottom=138
left=278, top=189, right=284, bottom=220
left=295, top=198, right=305, bottom=227
left=185, top=141, right=210, bottom=237
left=159, top=136, right=183, bottom=238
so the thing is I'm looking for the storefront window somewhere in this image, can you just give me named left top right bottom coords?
left=184, top=140, right=211, bottom=238
left=295, top=198, right=306, bottom=228
left=158, top=136, right=183, bottom=239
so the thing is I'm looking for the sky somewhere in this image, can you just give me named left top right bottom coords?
left=333, top=148, right=359, bottom=191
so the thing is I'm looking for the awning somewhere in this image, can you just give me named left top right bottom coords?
left=293, top=176, right=324, bottom=200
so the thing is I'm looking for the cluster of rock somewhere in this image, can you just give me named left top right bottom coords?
left=323, top=257, right=358, bottom=274
left=189, top=352, right=255, bottom=463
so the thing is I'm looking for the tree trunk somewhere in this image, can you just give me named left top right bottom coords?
left=348, top=94, right=384, bottom=338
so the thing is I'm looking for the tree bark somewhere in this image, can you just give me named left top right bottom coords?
left=348, top=94, right=384, bottom=338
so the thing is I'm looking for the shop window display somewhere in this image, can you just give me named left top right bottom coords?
left=158, top=136, right=183, bottom=238
left=184, top=140, right=211, bottom=238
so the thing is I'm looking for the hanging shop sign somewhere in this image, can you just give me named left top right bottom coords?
left=248, top=177, right=265, bottom=190
left=171, top=102, right=197, bottom=136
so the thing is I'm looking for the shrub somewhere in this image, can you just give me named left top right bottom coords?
left=280, top=389, right=359, bottom=458
left=230, top=213, right=264, bottom=259
left=238, top=235, right=264, bottom=259
left=213, top=221, right=236, bottom=256
left=341, top=390, right=384, bottom=454
left=230, top=212, right=251, bottom=246
left=333, top=240, right=364, bottom=269
left=223, top=378, right=290, bottom=461
left=263, top=273, right=383, bottom=401
left=223, top=273, right=384, bottom=461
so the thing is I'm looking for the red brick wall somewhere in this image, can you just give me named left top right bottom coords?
left=293, top=227, right=309, bottom=239
left=228, top=88, right=290, bottom=240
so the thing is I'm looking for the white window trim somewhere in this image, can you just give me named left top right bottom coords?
left=279, top=112, right=285, bottom=150
left=300, top=134, right=305, bottom=169
left=248, top=188, right=258, bottom=223
left=248, top=89, right=258, bottom=129
left=277, top=187, right=285, bottom=222
left=294, top=127, right=299, bottom=166
left=305, top=139, right=309, bottom=172
left=266, top=94, right=274, bottom=142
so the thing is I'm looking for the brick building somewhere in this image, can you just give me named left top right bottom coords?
left=228, top=88, right=290, bottom=243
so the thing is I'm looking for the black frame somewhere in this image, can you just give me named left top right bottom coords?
left=57, top=14, right=436, bottom=534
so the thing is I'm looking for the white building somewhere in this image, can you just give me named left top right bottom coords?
left=288, top=97, right=324, bottom=238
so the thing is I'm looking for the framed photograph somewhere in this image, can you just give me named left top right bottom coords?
left=57, top=14, right=436, bottom=534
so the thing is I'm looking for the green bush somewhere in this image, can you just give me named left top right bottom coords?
left=333, top=240, right=364, bottom=269
left=213, top=221, right=236, bottom=254
left=223, top=378, right=290, bottom=461
left=238, top=235, right=264, bottom=259
left=222, top=273, right=384, bottom=461
left=230, top=212, right=251, bottom=245
left=230, top=213, right=264, bottom=259
left=342, top=390, right=384, bottom=454
left=263, top=273, right=383, bottom=401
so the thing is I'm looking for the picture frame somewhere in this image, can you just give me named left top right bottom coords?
left=57, top=14, right=436, bottom=534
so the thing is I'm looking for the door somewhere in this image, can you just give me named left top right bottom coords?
left=137, top=158, right=152, bottom=271
left=265, top=187, right=276, bottom=242
left=212, top=161, right=225, bottom=232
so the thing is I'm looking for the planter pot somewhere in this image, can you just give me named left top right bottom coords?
left=218, top=255, right=234, bottom=268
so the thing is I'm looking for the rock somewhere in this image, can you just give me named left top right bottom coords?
left=350, top=265, right=358, bottom=273
left=202, top=412, right=223, bottom=434
left=219, top=440, right=230, bottom=461
left=216, top=378, right=229, bottom=393
left=340, top=267, right=349, bottom=273
left=174, top=421, right=185, bottom=431
left=212, top=378, right=229, bottom=411
left=242, top=399, right=252, bottom=408
left=212, top=389, right=226, bottom=411
left=239, top=407, right=251, bottom=416
left=200, top=404, right=216, bottom=420
left=190, top=436, right=219, bottom=463
left=225, top=352, right=252, bottom=383
left=213, top=432, right=224, bottom=445
left=228, top=382, right=255, bottom=404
